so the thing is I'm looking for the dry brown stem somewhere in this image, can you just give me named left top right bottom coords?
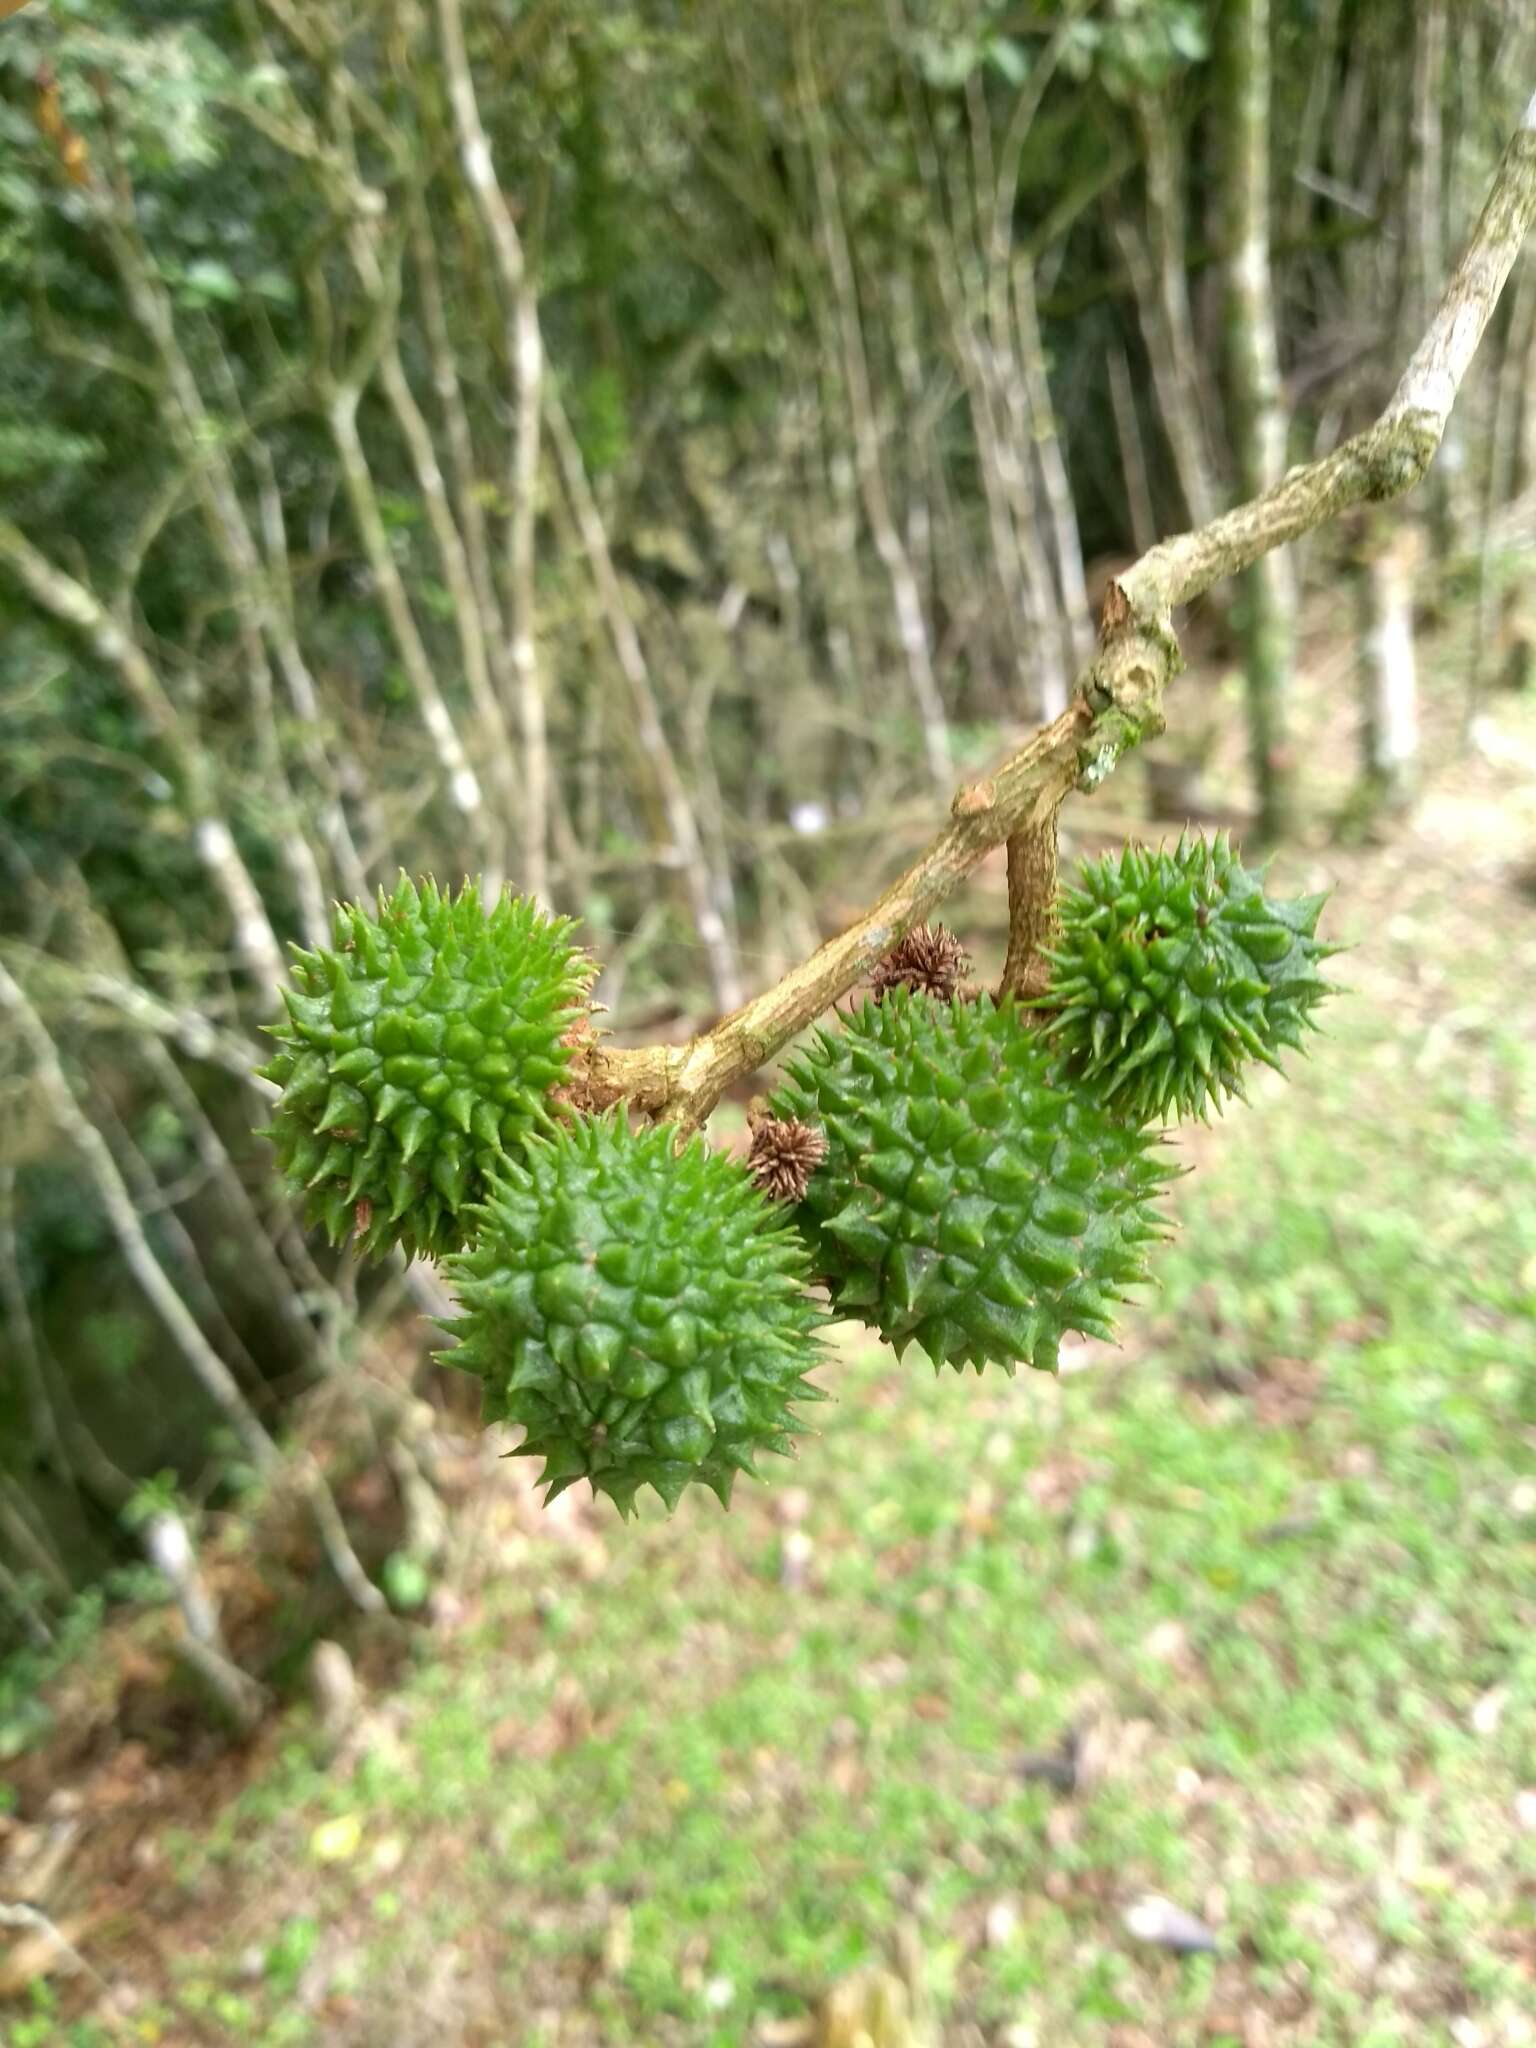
left=998, top=816, right=1061, bottom=1002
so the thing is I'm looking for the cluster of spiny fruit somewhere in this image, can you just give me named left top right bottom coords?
left=260, top=841, right=1334, bottom=1517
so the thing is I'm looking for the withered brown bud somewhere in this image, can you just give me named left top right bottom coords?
left=747, top=1113, right=827, bottom=1204
left=870, top=923, right=971, bottom=1002
left=549, top=1005, right=626, bottom=1113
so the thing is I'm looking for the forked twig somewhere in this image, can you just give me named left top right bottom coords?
left=574, top=96, right=1536, bottom=1132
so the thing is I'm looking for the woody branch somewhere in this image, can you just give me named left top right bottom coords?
left=574, top=96, right=1536, bottom=1135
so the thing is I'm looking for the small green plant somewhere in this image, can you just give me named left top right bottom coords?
left=120, top=1467, right=186, bottom=1532
left=262, top=839, right=1334, bottom=1517
left=263, top=1913, right=323, bottom=1996
left=0, top=1588, right=108, bottom=1758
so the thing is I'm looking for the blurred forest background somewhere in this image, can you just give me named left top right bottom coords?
left=1, top=3, right=1535, bottom=2039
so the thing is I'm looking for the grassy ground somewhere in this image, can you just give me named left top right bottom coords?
left=7, top=708, right=1536, bottom=2048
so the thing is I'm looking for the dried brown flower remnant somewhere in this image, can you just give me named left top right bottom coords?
left=551, top=1004, right=624, bottom=1113
left=870, top=923, right=971, bottom=1002
left=747, top=1113, right=827, bottom=1204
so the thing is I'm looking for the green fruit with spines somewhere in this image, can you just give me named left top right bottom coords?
left=258, top=874, right=590, bottom=1259
left=1041, top=834, right=1335, bottom=1126
left=771, top=991, right=1176, bottom=1374
left=440, top=1112, right=827, bottom=1517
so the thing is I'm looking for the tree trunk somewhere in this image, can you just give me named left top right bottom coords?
left=1356, top=518, right=1422, bottom=810
left=1013, top=258, right=1094, bottom=674
left=434, top=0, right=552, bottom=905
left=1118, top=101, right=1221, bottom=534
left=1522, top=254, right=1536, bottom=499
left=803, top=53, right=951, bottom=784
left=144, top=1511, right=268, bottom=1734
left=1469, top=257, right=1536, bottom=712
left=1403, top=0, right=1469, bottom=565
left=1107, top=339, right=1158, bottom=558
left=1218, top=0, right=1297, bottom=841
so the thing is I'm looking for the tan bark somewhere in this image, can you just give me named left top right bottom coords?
left=998, top=815, right=1060, bottom=1002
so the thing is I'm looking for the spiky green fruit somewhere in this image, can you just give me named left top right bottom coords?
left=259, top=876, right=589, bottom=1259
left=772, top=992, right=1174, bottom=1374
left=440, top=1113, right=827, bottom=1517
left=1042, top=836, right=1334, bottom=1125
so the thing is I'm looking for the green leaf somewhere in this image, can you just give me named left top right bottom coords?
left=1168, top=12, right=1209, bottom=62
left=181, top=257, right=240, bottom=303
left=985, top=36, right=1029, bottom=86
left=381, top=1551, right=432, bottom=1611
left=251, top=268, right=296, bottom=306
